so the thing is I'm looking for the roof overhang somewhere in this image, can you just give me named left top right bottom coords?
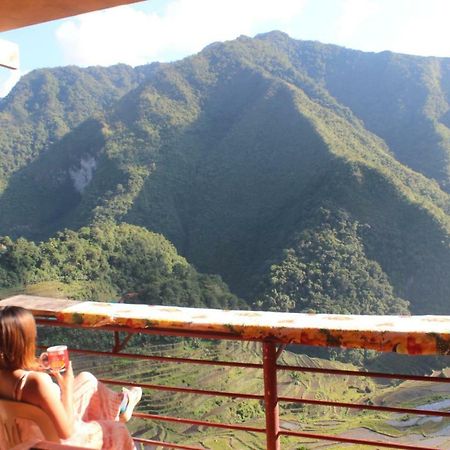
left=0, top=0, right=145, bottom=32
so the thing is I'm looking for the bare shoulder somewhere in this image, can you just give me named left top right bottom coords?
left=22, top=371, right=58, bottom=405
left=26, top=370, right=53, bottom=386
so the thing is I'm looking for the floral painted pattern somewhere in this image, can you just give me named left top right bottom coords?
left=2, top=295, right=450, bottom=355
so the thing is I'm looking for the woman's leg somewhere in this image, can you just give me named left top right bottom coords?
left=63, top=372, right=136, bottom=449
left=72, top=372, right=123, bottom=422
left=62, top=419, right=136, bottom=450
left=97, top=420, right=136, bottom=450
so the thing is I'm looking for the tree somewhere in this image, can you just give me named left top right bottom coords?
left=254, top=210, right=409, bottom=315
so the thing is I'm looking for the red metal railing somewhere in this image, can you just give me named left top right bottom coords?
left=34, top=319, right=450, bottom=450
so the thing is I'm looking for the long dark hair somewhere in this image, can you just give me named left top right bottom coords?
left=0, top=306, right=38, bottom=370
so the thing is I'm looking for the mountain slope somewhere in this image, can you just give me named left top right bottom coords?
left=255, top=31, right=450, bottom=191
left=0, top=64, right=156, bottom=191
left=0, top=222, right=242, bottom=309
left=0, top=32, right=449, bottom=315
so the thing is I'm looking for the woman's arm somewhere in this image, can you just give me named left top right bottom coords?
left=22, top=363, right=75, bottom=439
left=53, top=361, right=74, bottom=433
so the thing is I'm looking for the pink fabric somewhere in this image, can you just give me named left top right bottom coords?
left=62, top=372, right=135, bottom=450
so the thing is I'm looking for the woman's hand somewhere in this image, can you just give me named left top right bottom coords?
left=52, top=361, right=74, bottom=394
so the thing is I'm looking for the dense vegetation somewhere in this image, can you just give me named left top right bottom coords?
left=0, top=223, right=242, bottom=309
left=0, top=31, right=450, bottom=316
left=254, top=209, right=409, bottom=315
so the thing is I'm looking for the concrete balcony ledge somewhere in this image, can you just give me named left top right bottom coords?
left=2, top=294, right=450, bottom=355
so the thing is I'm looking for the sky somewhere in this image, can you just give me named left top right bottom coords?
left=1, top=0, right=450, bottom=97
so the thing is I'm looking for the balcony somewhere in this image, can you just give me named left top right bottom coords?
left=2, top=294, right=450, bottom=449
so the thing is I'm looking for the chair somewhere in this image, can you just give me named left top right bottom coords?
left=0, top=398, right=60, bottom=448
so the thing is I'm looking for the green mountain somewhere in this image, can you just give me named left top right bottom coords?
left=0, top=31, right=449, bottom=315
left=0, top=222, right=242, bottom=309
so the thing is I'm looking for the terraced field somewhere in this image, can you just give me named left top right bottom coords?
left=61, top=336, right=450, bottom=449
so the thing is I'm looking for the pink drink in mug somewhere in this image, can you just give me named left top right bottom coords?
left=41, top=345, right=69, bottom=372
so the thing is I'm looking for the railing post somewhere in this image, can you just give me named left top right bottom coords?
left=263, top=341, right=280, bottom=450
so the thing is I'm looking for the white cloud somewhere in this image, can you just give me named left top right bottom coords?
left=55, top=0, right=307, bottom=67
left=334, top=0, right=380, bottom=43
left=389, top=0, right=450, bottom=57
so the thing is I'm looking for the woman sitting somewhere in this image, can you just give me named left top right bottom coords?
left=0, top=305, right=142, bottom=449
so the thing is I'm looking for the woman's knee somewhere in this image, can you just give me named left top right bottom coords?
left=76, top=371, right=98, bottom=387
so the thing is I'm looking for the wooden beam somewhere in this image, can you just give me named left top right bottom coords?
left=0, top=0, right=145, bottom=32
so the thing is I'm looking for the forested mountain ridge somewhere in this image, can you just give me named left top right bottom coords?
left=0, top=223, right=242, bottom=309
left=255, top=32, right=450, bottom=191
left=0, top=32, right=449, bottom=316
left=0, top=64, right=158, bottom=180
